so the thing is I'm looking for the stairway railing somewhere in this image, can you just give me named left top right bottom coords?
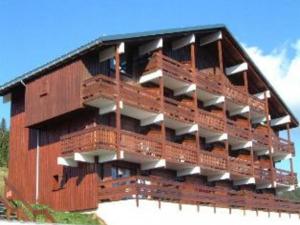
left=4, top=177, right=55, bottom=223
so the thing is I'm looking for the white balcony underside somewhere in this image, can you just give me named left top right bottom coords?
left=164, top=117, right=195, bottom=131
left=275, top=183, right=295, bottom=194
left=272, top=152, right=292, bottom=162
left=192, top=89, right=224, bottom=107
left=139, top=69, right=192, bottom=92
left=226, top=101, right=248, bottom=117
left=228, top=136, right=250, bottom=147
left=198, top=126, right=225, bottom=139
left=250, top=110, right=265, bottom=122
left=256, top=181, right=273, bottom=189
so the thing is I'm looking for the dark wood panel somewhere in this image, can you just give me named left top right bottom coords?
left=25, top=59, right=90, bottom=127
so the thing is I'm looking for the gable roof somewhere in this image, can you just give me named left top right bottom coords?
left=0, top=24, right=298, bottom=126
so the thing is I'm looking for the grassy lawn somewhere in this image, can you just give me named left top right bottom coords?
left=0, top=167, right=8, bottom=195
left=0, top=167, right=104, bottom=224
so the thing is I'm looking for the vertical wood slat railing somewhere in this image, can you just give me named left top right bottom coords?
left=198, top=151, right=227, bottom=171
left=253, top=164, right=273, bottom=182
left=275, top=168, right=297, bottom=186
left=120, top=130, right=163, bottom=158
left=197, top=109, right=225, bottom=132
left=249, top=95, right=266, bottom=113
left=226, top=119, right=250, bottom=140
left=142, top=52, right=194, bottom=83
left=194, top=71, right=223, bottom=95
left=4, top=178, right=55, bottom=223
left=82, top=74, right=117, bottom=102
left=120, top=82, right=161, bottom=113
left=229, top=157, right=253, bottom=176
left=81, top=74, right=161, bottom=113
left=223, top=77, right=248, bottom=106
left=271, top=133, right=295, bottom=155
left=164, top=97, right=195, bottom=123
left=98, top=175, right=300, bottom=213
left=165, top=142, right=198, bottom=164
left=61, top=125, right=118, bottom=155
left=252, top=126, right=269, bottom=147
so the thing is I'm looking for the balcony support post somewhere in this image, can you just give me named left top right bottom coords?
left=190, top=43, right=201, bottom=160
left=157, top=48, right=166, bottom=158
left=115, top=44, right=121, bottom=159
left=217, top=40, right=224, bottom=72
left=243, top=71, right=255, bottom=177
left=287, top=123, right=295, bottom=183
left=264, top=91, right=275, bottom=186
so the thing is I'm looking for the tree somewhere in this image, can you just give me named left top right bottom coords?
left=0, top=118, right=6, bottom=131
left=0, top=118, right=9, bottom=167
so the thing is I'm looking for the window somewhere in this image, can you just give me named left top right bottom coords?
left=111, top=166, right=131, bottom=179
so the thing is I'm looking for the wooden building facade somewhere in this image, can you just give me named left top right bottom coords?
left=1, top=25, right=299, bottom=213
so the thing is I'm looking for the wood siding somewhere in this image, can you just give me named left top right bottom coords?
left=25, top=59, right=90, bottom=127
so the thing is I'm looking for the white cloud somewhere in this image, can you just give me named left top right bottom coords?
left=242, top=40, right=300, bottom=113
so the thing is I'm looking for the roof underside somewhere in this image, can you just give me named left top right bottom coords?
left=0, top=24, right=298, bottom=127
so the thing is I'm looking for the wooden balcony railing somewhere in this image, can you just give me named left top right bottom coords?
left=223, top=79, right=248, bottom=106
left=61, top=125, right=117, bottom=155
left=275, top=168, right=297, bottom=186
left=229, top=157, right=252, bottom=176
left=82, top=74, right=161, bottom=113
left=227, top=119, right=250, bottom=140
left=61, top=125, right=163, bottom=158
left=82, top=74, right=117, bottom=102
left=195, top=71, right=223, bottom=95
left=120, top=130, right=163, bottom=158
left=143, top=52, right=193, bottom=83
left=98, top=175, right=300, bottom=213
left=120, top=82, right=161, bottom=113
left=249, top=95, right=265, bottom=113
left=164, top=97, right=195, bottom=123
left=165, top=142, right=198, bottom=164
left=198, top=150, right=227, bottom=171
left=254, top=165, right=272, bottom=182
left=252, top=127, right=269, bottom=147
left=271, top=134, right=295, bottom=155
left=197, top=109, right=225, bottom=132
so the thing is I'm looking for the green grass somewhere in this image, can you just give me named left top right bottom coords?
left=0, top=167, right=8, bottom=195
left=280, top=188, right=300, bottom=201
left=13, top=202, right=104, bottom=224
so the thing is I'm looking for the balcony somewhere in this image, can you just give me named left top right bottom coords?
left=252, top=127, right=270, bottom=154
left=195, top=71, right=223, bottom=96
left=275, top=168, right=297, bottom=187
left=271, top=134, right=295, bottom=159
left=197, top=109, right=225, bottom=136
left=164, top=97, right=195, bottom=124
left=82, top=74, right=162, bottom=121
left=139, top=52, right=194, bottom=92
left=249, top=95, right=266, bottom=119
left=227, top=119, right=250, bottom=145
left=98, top=175, right=300, bottom=213
left=120, top=82, right=161, bottom=113
left=61, top=125, right=117, bottom=156
left=165, top=142, right=198, bottom=165
left=198, top=150, right=227, bottom=171
left=82, top=74, right=117, bottom=104
left=254, top=164, right=273, bottom=188
left=60, top=125, right=163, bottom=166
left=224, top=80, right=248, bottom=107
left=229, top=157, right=252, bottom=177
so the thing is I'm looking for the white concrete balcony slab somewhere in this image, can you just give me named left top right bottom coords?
left=226, top=101, right=249, bottom=117
left=193, top=88, right=225, bottom=107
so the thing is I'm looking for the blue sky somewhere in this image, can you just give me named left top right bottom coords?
left=0, top=0, right=299, bottom=176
